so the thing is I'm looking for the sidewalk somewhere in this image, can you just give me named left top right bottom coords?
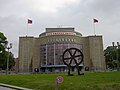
left=0, top=86, right=16, bottom=90
left=0, top=83, right=32, bottom=90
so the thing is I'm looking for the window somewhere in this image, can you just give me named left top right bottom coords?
left=40, top=43, right=83, bottom=66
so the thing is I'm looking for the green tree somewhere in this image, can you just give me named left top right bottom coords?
left=9, top=52, right=15, bottom=70
left=0, top=32, right=7, bottom=70
left=0, top=32, right=7, bottom=51
left=104, top=46, right=120, bottom=69
left=0, top=32, right=15, bottom=70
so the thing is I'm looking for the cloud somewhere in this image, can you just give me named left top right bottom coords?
left=90, top=0, right=120, bottom=13
left=0, top=0, right=120, bottom=57
left=0, top=0, right=81, bottom=17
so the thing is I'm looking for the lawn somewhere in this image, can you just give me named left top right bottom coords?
left=0, top=72, right=120, bottom=90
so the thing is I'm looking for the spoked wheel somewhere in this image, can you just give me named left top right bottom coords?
left=62, top=48, right=84, bottom=75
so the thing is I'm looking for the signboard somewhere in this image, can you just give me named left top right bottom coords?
left=34, top=68, right=39, bottom=72
left=46, top=32, right=76, bottom=36
left=56, top=76, right=64, bottom=83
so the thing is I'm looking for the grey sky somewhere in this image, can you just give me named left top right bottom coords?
left=0, top=0, right=120, bottom=57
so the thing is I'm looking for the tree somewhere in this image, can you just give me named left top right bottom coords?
left=0, top=32, right=15, bottom=70
left=9, top=52, right=15, bottom=70
left=104, top=46, right=120, bottom=70
left=0, top=32, right=7, bottom=70
left=0, top=32, right=7, bottom=51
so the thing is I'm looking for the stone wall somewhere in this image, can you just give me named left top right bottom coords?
left=18, top=35, right=106, bottom=72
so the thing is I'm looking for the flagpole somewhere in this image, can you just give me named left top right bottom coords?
left=27, top=19, right=32, bottom=37
left=93, top=18, right=98, bottom=36
left=93, top=23, right=96, bottom=36
left=26, top=22, right=28, bottom=37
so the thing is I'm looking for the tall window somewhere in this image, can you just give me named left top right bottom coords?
left=40, top=43, right=83, bottom=66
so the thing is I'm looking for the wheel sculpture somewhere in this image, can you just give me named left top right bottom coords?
left=62, top=48, right=84, bottom=76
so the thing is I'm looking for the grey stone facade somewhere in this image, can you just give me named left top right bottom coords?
left=18, top=28, right=106, bottom=72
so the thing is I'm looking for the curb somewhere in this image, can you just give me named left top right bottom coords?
left=0, top=83, right=32, bottom=90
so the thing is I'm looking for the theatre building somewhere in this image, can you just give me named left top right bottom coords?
left=18, top=27, right=106, bottom=72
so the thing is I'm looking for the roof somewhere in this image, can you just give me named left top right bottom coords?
left=39, top=27, right=82, bottom=37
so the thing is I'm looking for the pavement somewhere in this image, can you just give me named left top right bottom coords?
left=0, top=83, right=32, bottom=90
left=0, top=86, right=16, bottom=90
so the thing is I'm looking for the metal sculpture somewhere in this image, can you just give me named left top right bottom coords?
left=62, top=48, right=84, bottom=76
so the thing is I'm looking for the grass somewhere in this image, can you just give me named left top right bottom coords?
left=0, top=72, right=120, bottom=90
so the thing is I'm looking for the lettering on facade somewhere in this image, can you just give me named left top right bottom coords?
left=46, top=32, right=76, bottom=36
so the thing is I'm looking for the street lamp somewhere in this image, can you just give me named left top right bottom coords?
left=112, top=42, right=120, bottom=71
left=6, top=43, right=12, bottom=74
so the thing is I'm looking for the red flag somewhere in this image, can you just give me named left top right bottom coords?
left=28, top=19, right=32, bottom=24
left=93, top=18, right=98, bottom=23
